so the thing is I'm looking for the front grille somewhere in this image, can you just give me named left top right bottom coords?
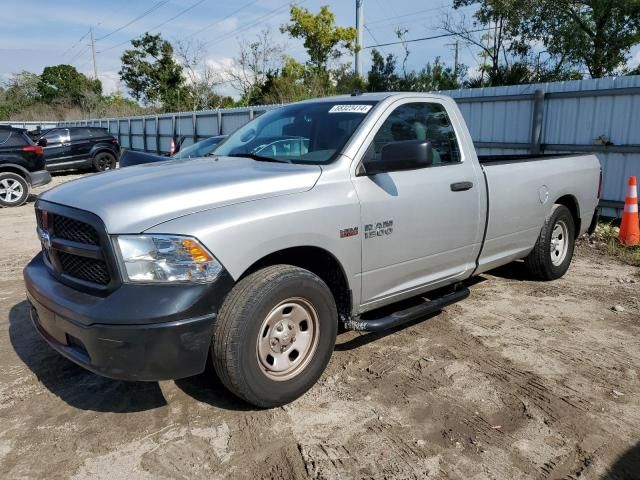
left=36, top=207, right=114, bottom=290
left=52, top=215, right=100, bottom=245
left=57, top=251, right=111, bottom=285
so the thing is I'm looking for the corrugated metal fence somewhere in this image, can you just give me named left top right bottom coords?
left=442, top=76, right=640, bottom=217
left=60, top=106, right=277, bottom=156
left=44, top=75, right=640, bottom=217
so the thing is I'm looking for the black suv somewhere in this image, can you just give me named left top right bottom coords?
left=39, top=127, right=120, bottom=172
left=0, top=126, right=52, bottom=207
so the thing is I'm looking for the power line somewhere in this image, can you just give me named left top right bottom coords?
left=364, top=28, right=488, bottom=49
left=95, top=0, right=170, bottom=41
left=97, top=0, right=208, bottom=54
left=366, top=5, right=444, bottom=26
left=202, top=0, right=304, bottom=48
left=60, top=29, right=91, bottom=58
left=148, top=0, right=207, bottom=32
left=186, top=0, right=260, bottom=39
left=366, top=3, right=476, bottom=27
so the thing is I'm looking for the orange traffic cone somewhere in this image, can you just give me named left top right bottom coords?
left=618, top=176, right=639, bottom=246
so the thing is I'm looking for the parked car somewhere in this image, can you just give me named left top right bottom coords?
left=119, top=135, right=227, bottom=168
left=37, top=127, right=120, bottom=172
left=0, top=126, right=51, bottom=207
left=24, top=93, right=601, bottom=407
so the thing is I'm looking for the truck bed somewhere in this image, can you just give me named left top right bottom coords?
left=474, top=153, right=600, bottom=275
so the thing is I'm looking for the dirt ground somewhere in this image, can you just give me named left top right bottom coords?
left=0, top=173, right=639, bottom=479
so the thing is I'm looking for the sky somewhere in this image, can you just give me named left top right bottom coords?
left=1, top=0, right=639, bottom=99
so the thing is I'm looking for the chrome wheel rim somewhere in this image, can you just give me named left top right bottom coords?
left=0, top=178, right=24, bottom=203
left=550, top=220, right=569, bottom=266
left=256, top=297, right=320, bottom=381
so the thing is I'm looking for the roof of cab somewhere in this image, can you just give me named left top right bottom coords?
left=296, top=92, right=451, bottom=104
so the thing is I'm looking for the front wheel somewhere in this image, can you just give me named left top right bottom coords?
left=212, top=265, right=337, bottom=408
left=524, top=204, right=575, bottom=280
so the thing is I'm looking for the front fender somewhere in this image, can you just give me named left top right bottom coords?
left=144, top=185, right=363, bottom=308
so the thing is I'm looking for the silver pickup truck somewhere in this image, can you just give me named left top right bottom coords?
left=24, top=93, right=601, bottom=407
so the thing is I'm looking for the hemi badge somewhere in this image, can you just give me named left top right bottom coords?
left=340, top=227, right=359, bottom=238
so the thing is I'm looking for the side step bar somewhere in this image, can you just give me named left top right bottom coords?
left=344, top=285, right=470, bottom=333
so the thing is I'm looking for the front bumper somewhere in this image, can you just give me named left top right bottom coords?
left=28, top=169, right=52, bottom=187
left=24, top=252, right=234, bottom=381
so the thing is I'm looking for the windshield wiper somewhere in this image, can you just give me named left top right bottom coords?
left=227, top=153, right=291, bottom=164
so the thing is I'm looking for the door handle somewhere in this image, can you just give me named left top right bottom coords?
left=450, top=181, right=473, bottom=192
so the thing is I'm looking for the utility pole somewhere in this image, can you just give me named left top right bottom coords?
left=453, top=40, right=459, bottom=81
left=355, top=0, right=364, bottom=77
left=445, top=40, right=460, bottom=81
left=90, top=27, right=98, bottom=80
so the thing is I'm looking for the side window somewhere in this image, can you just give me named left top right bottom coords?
left=4, top=131, right=28, bottom=147
left=90, top=128, right=108, bottom=138
left=0, top=129, right=12, bottom=145
left=70, top=128, right=92, bottom=141
left=369, top=102, right=461, bottom=165
left=43, top=129, right=70, bottom=144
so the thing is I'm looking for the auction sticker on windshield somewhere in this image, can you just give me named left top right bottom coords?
left=328, top=104, right=373, bottom=114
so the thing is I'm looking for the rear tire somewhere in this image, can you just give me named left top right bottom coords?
left=93, top=152, right=116, bottom=172
left=524, top=204, right=575, bottom=280
left=0, top=172, right=29, bottom=207
left=212, top=265, right=337, bottom=408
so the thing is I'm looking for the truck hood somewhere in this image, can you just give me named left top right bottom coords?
left=40, top=156, right=322, bottom=232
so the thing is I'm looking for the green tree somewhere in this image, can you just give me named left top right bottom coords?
left=535, top=0, right=640, bottom=78
left=453, top=0, right=640, bottom=79
left=367, top=49, right=399, bottom=91
left=1, top=71, right=41, bottom=115
left=281, top=5, right=358, bottom=71
left=333, top=63, right=367, bottom=94
left=38, top=65, right=102, bottom=108
left=120, top=33, right=189, bottom=110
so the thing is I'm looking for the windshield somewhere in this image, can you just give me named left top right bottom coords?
left=174, top=136, right=225, bottom=159
left=214, top=100, right=377, bottom=164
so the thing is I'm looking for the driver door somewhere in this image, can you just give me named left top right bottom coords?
left=42, top=129, right=71, bottom=167
left=352, top=100, right=483, bottom=309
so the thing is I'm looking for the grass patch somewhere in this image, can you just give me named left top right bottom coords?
left=588, top=222, right=640, bottom=267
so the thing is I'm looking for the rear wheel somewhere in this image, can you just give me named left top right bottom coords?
left=0, top=172, right=29, bottom=207
left=212, top=265, right=337, bottom=408
left=93, top=152, right=116, bottom=172
left=524, top=204, right=575, bottom=280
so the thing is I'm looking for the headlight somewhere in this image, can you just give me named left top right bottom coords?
left=115, top=235, right=223, bottom=283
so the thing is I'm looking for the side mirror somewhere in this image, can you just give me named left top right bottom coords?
left=363, top=140, right=433, bottom=175
left=37, top=138, right=48, bottom=147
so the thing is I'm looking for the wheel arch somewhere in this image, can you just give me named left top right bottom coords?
left=554, top=194, right=581, bottom=236
left=90, top=146, right=118, bottom=160
left=239, top=246, right=352, bottom=321
left=0, top=164, right=31, bottom=184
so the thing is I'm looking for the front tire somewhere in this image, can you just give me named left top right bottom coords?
left=93, top=152, right=116, bottom=172
left=524, top=204, right=575, bottom=280
left=0, top=172, right=29, bottom=207
left=212, top=265, right=337, bottom=408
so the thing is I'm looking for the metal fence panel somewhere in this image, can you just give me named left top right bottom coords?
left=10, top=75, right=632, bottom=217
